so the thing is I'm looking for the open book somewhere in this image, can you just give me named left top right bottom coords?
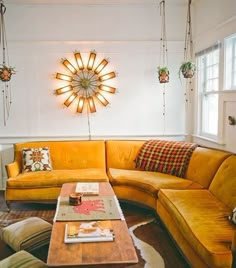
left=75, top=182, right=99, bottom=196
left=64, top=221, right=114, bottom=243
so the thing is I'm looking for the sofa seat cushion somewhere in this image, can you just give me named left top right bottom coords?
left=108, top=168, right=203, bottom=197
left=7, top=169, right=108, bottom=188
left=158, top=189, right=234, bottom=268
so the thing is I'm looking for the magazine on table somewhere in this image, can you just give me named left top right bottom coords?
left=75, top=182, right=99, bottom=196
left=64, top=221, right=114, bottom=243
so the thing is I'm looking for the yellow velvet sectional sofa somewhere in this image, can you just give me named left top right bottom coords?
left=5, top=139, right=236, bottom=268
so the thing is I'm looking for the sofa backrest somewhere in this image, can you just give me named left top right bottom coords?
left=105, top=141, right=232, bottom=189
left=209, top=155, right=236, bottom=209
left=185, top=147, right=231, bottom=188
left=105, top=140, right=145, bottom=170
left=14, top=140, right=106, bottom=170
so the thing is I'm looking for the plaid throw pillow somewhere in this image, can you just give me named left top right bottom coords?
left=135, top=140, right=198, bottom=178
left=22, top=147, right=52, bottom=172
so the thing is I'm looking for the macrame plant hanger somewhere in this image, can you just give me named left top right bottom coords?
left=0, top=0, right=15, bottom=126
left=158, top=0, right=169, bottom=134
left=183, top=0, right=195, bottom=102
left=182, top=0, right=195, bottom=136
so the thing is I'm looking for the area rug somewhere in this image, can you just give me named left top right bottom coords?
left=0, top=198, right=190, bottom=268
left=129, top=218, right=165, bottom=268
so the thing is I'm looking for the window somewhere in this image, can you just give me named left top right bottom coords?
left=196, top=43, right=220, bottom=138
left=225, top=33, right=236, bottom=90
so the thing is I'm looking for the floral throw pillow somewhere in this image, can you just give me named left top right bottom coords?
left=22, top=147, right=52, bottom=172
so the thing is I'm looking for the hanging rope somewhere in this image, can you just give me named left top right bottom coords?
left=182, top=0, right=194, bottom=136
left=184, top=0, right=193, bottom=62
left=0, top=0, right=14, bottom=126
left=162, top=84, right=166, bottom=135
left=158, top=0, right=169, bottom=134
left=159, top=0, right=168, bottom=67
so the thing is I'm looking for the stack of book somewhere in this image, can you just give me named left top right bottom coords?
left=75, top=182, right=99, bottom=196
left=64, top=221, right=114, bottom=243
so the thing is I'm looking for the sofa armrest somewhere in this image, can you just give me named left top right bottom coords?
left=5, top=162, right=21, bottom=178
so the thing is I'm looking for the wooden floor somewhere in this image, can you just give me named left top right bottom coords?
left=0, top=191, right=190, bottom=268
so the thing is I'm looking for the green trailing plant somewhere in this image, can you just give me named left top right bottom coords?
left=179, top=61, right=196, bottom=79
left=157, top=66, right=169, bottom=84
left=157, top=66, right=169, bottom=75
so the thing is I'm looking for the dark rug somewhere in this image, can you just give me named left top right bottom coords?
left=0, top=195, right=190, bottom=267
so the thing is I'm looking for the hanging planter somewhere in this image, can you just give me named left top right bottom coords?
left=180, top=0, right=195, bottom=80
left=0, top=65, right=15, bottom=82
left=158, top=0, right=169, bottom=85
left=0, top=0, right=15, bottom=126
left=179, top=61, right=196, bottom=79
left=157, top=66, right=169, bottom=83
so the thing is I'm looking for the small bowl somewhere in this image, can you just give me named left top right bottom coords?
left=69, top=193, right=83, bottom=206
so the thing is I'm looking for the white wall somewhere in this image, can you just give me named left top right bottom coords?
left=0, top=1, right=188, bottom=188
left=193, top=0, right=236, bottom=153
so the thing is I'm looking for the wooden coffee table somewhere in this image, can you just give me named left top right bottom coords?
left=47, top=182, right=138, bottom=267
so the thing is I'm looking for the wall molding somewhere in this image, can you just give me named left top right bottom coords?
left=0, top=134, right=186, bottom=144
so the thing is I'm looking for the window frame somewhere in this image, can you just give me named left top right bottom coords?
left=196, top=43, right=221, bottom=140
left=224, top=33, right=236, bottom=90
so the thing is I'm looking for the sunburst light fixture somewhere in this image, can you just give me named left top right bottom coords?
left=54, top=50, right=116, bottom=113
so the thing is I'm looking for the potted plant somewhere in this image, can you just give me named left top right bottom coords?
left=157, top=66, right=169, bottom=83
left=179, top=61, right=196, bottom=79
left=0, top=65, right=16, bottom=82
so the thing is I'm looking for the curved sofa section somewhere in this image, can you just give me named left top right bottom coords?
left=5, top=139, right=236, bottom=268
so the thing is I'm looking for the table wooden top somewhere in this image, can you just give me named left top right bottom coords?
left=47, top=182, right=138, bottom=267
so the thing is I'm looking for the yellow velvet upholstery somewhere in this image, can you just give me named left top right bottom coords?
left=105, top=141, right=227, bottom=207
left=14, top=140, right=106, bottom=171
left=209, top=155, right=236, bottom=210
left=105, top=140, right=235, bottom=268
left=6, top=187, right=61, bottom=201
left=105, top=140, right=145, bottom=170
left=5, top=139, right=236, bottom=268
left=108, top=167, right=203, bottom=199
left=112, top=185, right=157, bottom=210
left=185, top=147, right=231, bottom=188
left=7, top=169, right=107, bottom=188
left=5, top=140, right=108, bottom=203
left=157, top=200, right=214, bottom=268
left=157, top=189, right=234, bottom=268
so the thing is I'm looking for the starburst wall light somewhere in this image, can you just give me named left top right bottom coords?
left=54, top=50, right=116, bottom=113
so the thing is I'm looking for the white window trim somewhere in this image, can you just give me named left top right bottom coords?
left=196, top=43, right=221, bottom=140
left=224, top=33, right=236, bottom=90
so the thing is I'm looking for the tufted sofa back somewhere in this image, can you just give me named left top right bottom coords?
left=185, top=147, right=231, bottom=188
left=209, top=155, right=236, bottom=209
left=106, top=141, right=232, bottom=188
left=105, top=140, right=145, bottom=171
left=14, top=140, right=106, bottom=171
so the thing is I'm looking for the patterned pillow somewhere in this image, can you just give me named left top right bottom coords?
left=22, top=147, right=52, bottom=172
left=134, top=139, right=198, bottom=178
